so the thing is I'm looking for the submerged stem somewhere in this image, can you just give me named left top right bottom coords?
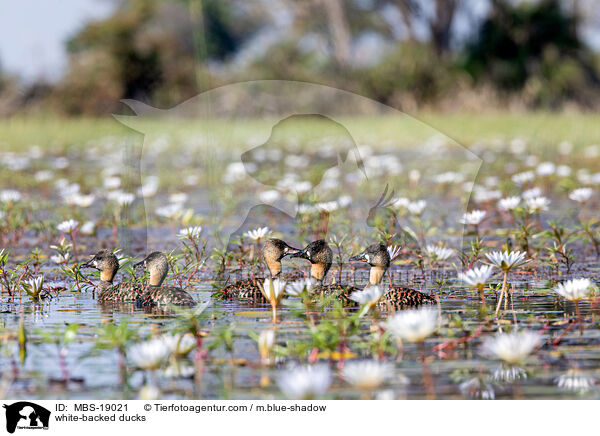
left=495, top=271, right=508, bottom=316
left=575, top=300, right=583, bottom=336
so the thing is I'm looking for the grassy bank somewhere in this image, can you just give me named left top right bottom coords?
left=0, top=112, right=599, bottom=151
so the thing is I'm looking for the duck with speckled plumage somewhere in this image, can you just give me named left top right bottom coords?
left=289, top=239, right=360, bottom=300
left=219, top=238, right=301, bottom=300
left=349, top=243, right=435, bottom=309
left=81, top=249, right=195, bottom=307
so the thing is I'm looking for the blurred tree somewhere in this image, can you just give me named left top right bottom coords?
left=54, top=0, right=263, bottom=114
left=462, top=0, right=599, bottom=107
left=387, top=0, right=459, bottom=55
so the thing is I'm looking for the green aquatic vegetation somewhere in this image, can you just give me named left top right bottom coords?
left=577, top=218, right=600, bottom=259
left=0, top=250, right=32, bottom=297
left=210, top=246, right=235, bottom=280
left=178, top=227, right=209, bottom=281
left=458, top=237, right=484, bottom=270
left=61, top=263, right=95, bottom=292
left=329, top=234, right=353, bottom=284
left=94, top=321, right=140, bottom=386
left=513, top=222, right=537, bottom=257
left=538, top=220, right=579, bottom=274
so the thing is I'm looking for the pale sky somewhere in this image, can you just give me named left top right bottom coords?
left=0, top=0, right=115, bottom=83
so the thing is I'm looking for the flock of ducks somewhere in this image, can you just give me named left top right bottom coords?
left=82, top=238, right=435, bottom=310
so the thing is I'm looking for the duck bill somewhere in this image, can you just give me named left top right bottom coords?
left=289, top=246, right=309, bottom=260
left=349, top=250, right=367, bottom=262
left=282, top=245, right=301, bottom=258
left=133, top=260, right=145, bottom=268
left=80, top=258, right=96, bottom=269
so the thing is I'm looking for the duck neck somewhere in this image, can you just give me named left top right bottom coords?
left=149, top=270, right=165, bottom=287
left=266, top=258, right=282, bottom=278
left=100, top=268, right=116, bottom=283
left=310, top=262, right=330, bottom=283
left=369, top=266, right=386, bottom=286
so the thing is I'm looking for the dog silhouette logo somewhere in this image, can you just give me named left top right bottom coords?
left=3, top=402, right=50, bottom=433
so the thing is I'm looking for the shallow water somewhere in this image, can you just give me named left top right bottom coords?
left=3, top=269, right=599, bottom=400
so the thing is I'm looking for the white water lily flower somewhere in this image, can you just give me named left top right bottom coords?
left=107, top=190, right=135, bottom=206
left=554, top=278, right=594, bottom=301
left=525, top=196, right=550, bottom=213
left=557, top=165, right=572, bottom=177
left=65, top=193, right=95, bottom=208
left=407, top=200, right=426, bottom=216
left=138, top=176, right=159, bottom=197
left=259, top=190, right=281, bottom=204
left=481, top=331, right=542, bottom=365
left=245, top=226, right=270, bottom=241
left=424, top=245, right=454, bottom=261
left=277, top=365, right=332, bottom=400
left=485, top=250, right=529, bottom=271
left=80, top=221, right=96, bottom=235
left=57, top=219, right=79, bottom=233
left=26, top=276, right=44, bottom=294
left=155, top=203, right=183, bottom=219
left=536, top=162, right=556, bottom=176
left=393, top=197, right=410, bottom=209
left=0, top=189, right=23, bottom=203
left=522, top=187, right=542, bottom=200
left=555, top=369, right=596, bottom=393
left=50, top=253, right=70, bottom=264
left=569, top=188, right=593, bottom=203
left=161, top=333, right=196, bottom=356
left=34, top=170, right=54, bottom=182
left=103, top=176, right=121, bottom=190
left=498, top=196, right=520, bottom=211
left=384, top=307, right=438, bottom=343
left=169, top=192, right=188, bottom=204
left=178, top=226, right=202, bottom=239
left=260, top=278, right=286, bottom=303
left=129, top=338, right=171, bottom=370
left=511, top=171, right=535, bottom=184
left=458, top=265, right=494, bottom=287
left=387, top=245, right=402, bottom=261
left=341, top=360, right=392, bottom=390
left=286, top=279, right=313, bottom=296
left=316, top=201, right=339, bottom=213
left=349, top=285, right=384, bottom=307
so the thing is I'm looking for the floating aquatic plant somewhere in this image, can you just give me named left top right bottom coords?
left=554, top=278, right=594, bottom=336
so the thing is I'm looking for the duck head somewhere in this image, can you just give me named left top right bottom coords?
left=81, top=249, right=119, bottom=283
left=349, top=243, right=390, bottom=285
left=290, top=239, right=332, bottom=284
left=262, top=238, right=301, bottom=277
left=134, top=251, right=169, bottom=286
